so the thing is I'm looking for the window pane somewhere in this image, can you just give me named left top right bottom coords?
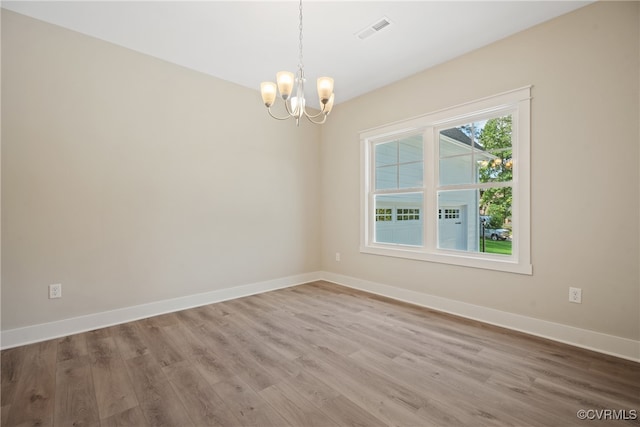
left=375, top=141, right=397, bottom=167
left=439, top=125, right=476, bottom=185
left=478, top=115, right=513, bottom=184
left=439, top=155, right=473, bottom=185
left=479, top=116, right=512, bottom=151
left=374, top=193, right=423, bottom=246
left=375, top=165, right=396, bottom=190
left=479, top=148, right=513, bottom=183
left=440, top=127, right=474, bottom=156
left=437, top=189, right=477, bottom=251
left=399, top=136, right=422, bottom=163
left=375, top=135, right=423, bottom=190
left=479, top=185, right=512, bottom=254
left=437, top=189, right=512, bottom=255
left=440, top=117, right=513, bottom=186
left=399, top=162, right=423, bottom=188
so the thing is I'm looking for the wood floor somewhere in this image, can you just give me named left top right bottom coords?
left=1, top=281, right=639, bottom=427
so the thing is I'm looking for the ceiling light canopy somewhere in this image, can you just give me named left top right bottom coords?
left=260, top=0, right=335, bottom=126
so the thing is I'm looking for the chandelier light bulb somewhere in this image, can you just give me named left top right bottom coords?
left=276, top=71, right=295, bottom=100
left=317, top=77, right=334, bottom=103
left=260, top=82, right=277, bottom=107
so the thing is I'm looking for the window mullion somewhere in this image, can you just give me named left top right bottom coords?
left=396, top=140, right=400, bottom=189
left=374, top=188, right=424, bottom=196
left=424, top=127, right=437, bottom=252
left=437, top=181, right=512, bottom=192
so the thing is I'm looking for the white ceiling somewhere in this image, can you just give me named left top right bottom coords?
left=3, top=1, right=592, bottom=106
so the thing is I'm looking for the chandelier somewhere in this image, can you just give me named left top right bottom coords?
left=260, top=0, right=335, bottom=126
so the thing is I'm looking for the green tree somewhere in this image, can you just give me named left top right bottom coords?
left=478, top=116, right=512, bottom=228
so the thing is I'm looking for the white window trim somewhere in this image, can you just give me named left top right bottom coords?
left=360, top=86, right=532, bottom=275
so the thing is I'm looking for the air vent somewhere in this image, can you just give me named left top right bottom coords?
left=356, top=17, right=392, bottom=40
left=372, top=19, right=391, bottom=32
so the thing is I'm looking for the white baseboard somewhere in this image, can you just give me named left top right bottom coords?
left=3, top=270, right=638, bottom=362
left=320, top=272, right=640, bottom=363
left=0, top=271, right=323, bottom=350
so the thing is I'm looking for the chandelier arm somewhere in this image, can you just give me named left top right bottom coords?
left=266, top=108, right=294, bottom=121
left=305, top=113, right=328, bottom=125
left=303, top=108, right=327, bottom=119
left=286, top=99, right=305, bottom=119
left=282, top=98, right=295, bottom=116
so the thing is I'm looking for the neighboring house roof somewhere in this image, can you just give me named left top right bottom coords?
left=440, top=127, right=485, bottom=150
left=441, top=127, right=472, bottom=145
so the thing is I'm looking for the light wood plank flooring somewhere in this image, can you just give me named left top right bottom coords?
left=2, top=281, right=639, bottom=426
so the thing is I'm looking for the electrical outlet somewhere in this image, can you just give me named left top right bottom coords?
left=569, top=287, right=582, bottom=304
left=49, top=283, right=62, bottom=299
left=335, top=252, right=341, bottom=262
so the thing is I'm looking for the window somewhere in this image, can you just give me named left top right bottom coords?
left=360, top=87, right=531, bottom=274
left=375, top=208, right=393, bottom=221
left=397, top=208, right=420, bottom=221
left=439, top=209, right=460, bottom=220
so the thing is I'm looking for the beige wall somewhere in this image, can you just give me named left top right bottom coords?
left=1, top=10, right=321, bottom=330
left=2, top=2, right=639, bottom=345
left=320, top=1, right=640, bottom=341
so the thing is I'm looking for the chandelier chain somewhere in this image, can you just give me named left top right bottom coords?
left=298, top=0, right=304, bottom=74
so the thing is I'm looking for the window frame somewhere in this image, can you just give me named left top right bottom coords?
left=360, top=87, right=532, bottom=274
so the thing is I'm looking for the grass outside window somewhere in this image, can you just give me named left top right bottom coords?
left=481, top=238, right=512, bottom=255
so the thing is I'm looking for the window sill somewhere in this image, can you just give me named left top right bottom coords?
left=360, top=244, right=532, bottom=275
